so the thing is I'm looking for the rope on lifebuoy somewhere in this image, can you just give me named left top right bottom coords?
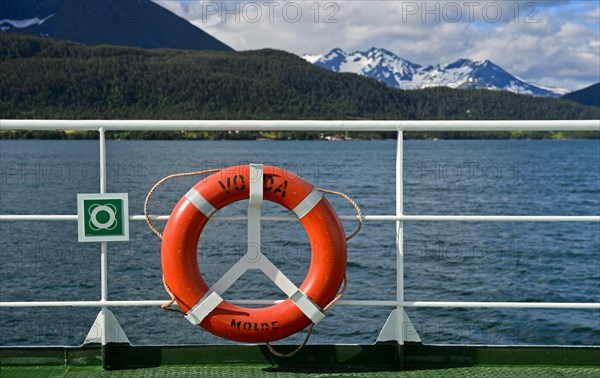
left=265, top=273, right=348, bottom=358
left=144, top=169, right=221, bottom=239
left=317, top=188, right=363, bottom=241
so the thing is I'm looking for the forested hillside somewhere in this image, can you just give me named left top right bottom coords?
left=1, top=34, right=598, bottom=139
left=562, top=83, right=600, bottom=108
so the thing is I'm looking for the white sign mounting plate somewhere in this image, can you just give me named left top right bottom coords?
left=77, top=193, right=129, bottom=242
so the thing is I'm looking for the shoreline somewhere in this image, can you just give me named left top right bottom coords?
left=1, top=130, right=598, bottom=141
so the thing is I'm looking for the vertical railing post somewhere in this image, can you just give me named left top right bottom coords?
left=99, top=127, right=108, bottom=349
left=377, top=129, right=418, bottom=355
left=396, top=130, right=404, bottom=345
left=84, top=126, right=129, bottom=365
left=396, top=130, right=405, bottom=345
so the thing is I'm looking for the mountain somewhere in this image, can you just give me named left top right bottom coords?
left=304, top=48, right=568, bottom=97
left=1, top=34, right=598, bottom=128
left=0, top=0, right=231, bottom=51
left=304, top=47, right=422, bottom=88
left=562, top=83, right=600, bottom=107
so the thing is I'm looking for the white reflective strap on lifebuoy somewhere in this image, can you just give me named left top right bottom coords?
left=185, top=291, right=224, bottom=325
left=209, top=258, right=248, bottom=295
left=248, top=164, right=264, bottom=207
left=292, top=190, right=323, bottom=219
left=248, top=164, right=263, bottom=261
left=259, top=256, right=326, bottom=324
left=185, top=188, right=217, bottom=218
left=290, top=289, right=326, bottom=324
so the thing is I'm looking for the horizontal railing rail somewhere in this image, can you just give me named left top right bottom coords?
left=1, top=119, right=599, bottom=132
left=1, top=119, right=599, bottom=346
left=2, top=215, right=599, bottom=222
left=1, top=300, right=598, bottom=309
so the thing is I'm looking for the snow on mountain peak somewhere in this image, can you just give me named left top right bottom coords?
left=0, top=14, right=54, bottom=30
left=303, top=48, right=568, bottom=97
left=303, top=47, right=421, bottom=87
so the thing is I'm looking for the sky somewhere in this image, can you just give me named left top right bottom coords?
left=152, top=0, right=600, bottom=91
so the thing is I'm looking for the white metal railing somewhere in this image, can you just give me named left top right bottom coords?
left=1, top=119, right=599, bottom=131
left=2, top=215, right=598, bottom=222
left=1, top=119, right=599, bottom=346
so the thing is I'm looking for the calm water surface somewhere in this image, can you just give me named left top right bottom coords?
left=0, top=139, right=598, bottom=346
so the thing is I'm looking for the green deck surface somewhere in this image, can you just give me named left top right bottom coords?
left=2, top=343, right=599, bottom=377
left=2, top=365, right=600, bottom=378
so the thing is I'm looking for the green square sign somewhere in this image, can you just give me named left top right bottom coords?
left=77, top=193, right=129, bottom=242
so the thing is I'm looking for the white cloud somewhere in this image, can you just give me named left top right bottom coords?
left=152, top=0, right=600, bottom=91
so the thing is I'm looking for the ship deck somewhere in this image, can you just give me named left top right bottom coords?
left=4, top=364, right=599, bottom=377
left=2, top=343, right=599, bottom=377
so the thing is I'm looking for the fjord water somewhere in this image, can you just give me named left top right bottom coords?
left=0, top=139, right=598, bottom=346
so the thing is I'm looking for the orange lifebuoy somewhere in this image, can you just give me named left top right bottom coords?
left=161, top=165, right=347, bottom=343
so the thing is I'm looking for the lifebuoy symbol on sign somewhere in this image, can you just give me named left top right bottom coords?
left=88, top=204, right=118, bottom=231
